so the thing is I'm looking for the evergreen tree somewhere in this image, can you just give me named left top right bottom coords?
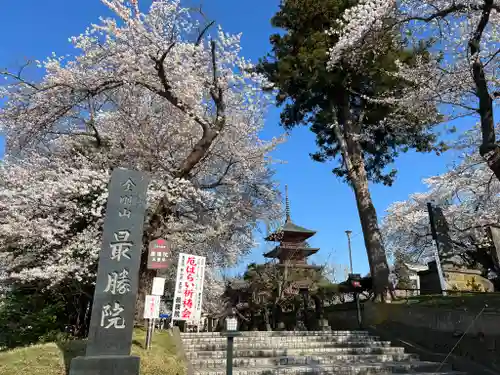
left=257, top=0, right=443, bottom=299
left=393, top=251, right=413, bottom=290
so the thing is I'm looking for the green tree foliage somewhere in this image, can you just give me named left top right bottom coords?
left=258, top=0, right=442, bottom=184
left=0, top=285, right=87, bottom=349
left=257, top=0, right=443, bottom=297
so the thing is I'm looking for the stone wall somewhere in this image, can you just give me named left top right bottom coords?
left=417, top=261, right=494, bottom=294
left=444, top=268, right=494, bottom=292
left=328, top=303, right=500, bottom=371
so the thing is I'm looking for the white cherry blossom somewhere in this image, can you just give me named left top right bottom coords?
left=326, top=0, right=499, bottom=175
left=382, top=127, right=500, bottom=264
left=0, top=0, right=284, bottom=312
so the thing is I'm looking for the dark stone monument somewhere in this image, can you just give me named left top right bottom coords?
left=417, top=261, right=443, bottom=294
left=488, top=225, right=500, bottom=270
left=69, top=168, right=150, bottom=375
left=426, top=203, right=449, bottom=294
left=428, top=204, right=455, bottom=265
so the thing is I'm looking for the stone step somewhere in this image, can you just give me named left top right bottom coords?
left=190, top=353, right=419, bottom=368
left=186, top=346, right=406, bottom=359
left=181, top=331, right=370, bottom=338
left=182, top=335, right=382, bottom=344
left=192, top=361, right=455, bottom=375
left=184, top=340, right=393, bottom=352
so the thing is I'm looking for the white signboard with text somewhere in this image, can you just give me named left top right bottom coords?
left=172, top=253, right=206, bottom=324
left=151, top=277, right=166, bottom=296
left=143, top=295, right=161, bottom=319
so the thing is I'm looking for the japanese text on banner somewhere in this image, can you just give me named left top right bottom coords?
left=172, top=253, right=205, bottom=323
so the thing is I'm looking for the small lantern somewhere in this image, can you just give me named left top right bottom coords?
left=225, top=315, right=238, bottom=331
left=348, top=273, right=362, bottom=291
left=221, top=308, right=240, bottom=375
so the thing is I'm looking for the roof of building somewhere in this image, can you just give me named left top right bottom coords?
left=265, top=221, right=317, bottom=238
left=226, top=278, right=249, bottom=290
left=275, top=263, right=322, bottom=270
left=389, top=262, right=429, bottom=273
left=263, top=246, right=320, bottom=258
left=404, top=262, right=429, bottom=272
left=264, top=185, right=316, bottom=241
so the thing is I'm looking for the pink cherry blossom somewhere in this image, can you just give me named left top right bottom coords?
left=0, top=0, right=284, bottom=312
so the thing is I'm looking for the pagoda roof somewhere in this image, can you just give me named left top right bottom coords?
left=265, top=220, right=317, bottom=241
left=263, top=246, right=320, bottom=258
left=226, top=278, right=249, bottom=290
left=275, top=263, right=322, bottom=270
left=265, top=185, right=317, bottom=241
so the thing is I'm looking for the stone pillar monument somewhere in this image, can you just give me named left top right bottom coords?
left=69, top=168, right=150, bottom=375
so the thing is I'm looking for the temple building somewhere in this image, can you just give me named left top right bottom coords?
left=221, top=186, right=324, bottom=331
left=263, top=185, right=322, bottom=288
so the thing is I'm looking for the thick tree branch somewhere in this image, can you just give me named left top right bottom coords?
left=199, top=159, right=237, bottom=189
left=86, top=98, right=101, bottom=147
left=175, top=40, right=226, bottom=180
left=209, top=40, right=226, bottom=131
left=468, top=0, right=497, bottom=162
left=147, top=43, right=212, bottom=135
left=400, top=3, right=484, bottom=23
left=145, top=40, right=228, bottom=241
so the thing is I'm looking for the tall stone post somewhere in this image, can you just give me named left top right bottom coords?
left=69, top=168, right=150, bottom=375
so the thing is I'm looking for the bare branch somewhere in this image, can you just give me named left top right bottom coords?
left=195, top=21, right=215, bottom=46
left=1, top=67, right=39, bottom=90
left=483, top=47, right=500, bottom=68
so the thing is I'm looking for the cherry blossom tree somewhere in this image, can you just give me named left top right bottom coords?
left=382, top=128, right=500, bottom=278
left=327, top=0, right=500, bottom=178
left=0, top=0, right=283, bottom=330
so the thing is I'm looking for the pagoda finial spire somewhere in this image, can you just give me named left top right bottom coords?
left=285, top=184, right=291, bottom=223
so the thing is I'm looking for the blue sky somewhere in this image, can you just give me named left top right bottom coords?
left=0, top=0, right=468, bottom=279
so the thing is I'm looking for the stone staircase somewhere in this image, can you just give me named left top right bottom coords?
left=181, top=331, right=466, bottom=375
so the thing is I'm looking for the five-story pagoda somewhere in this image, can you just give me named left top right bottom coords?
left=221, top=185, right=324, bottom=331
left=264, top=186, right=321, bottom=287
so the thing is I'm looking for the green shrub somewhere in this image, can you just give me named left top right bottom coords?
left=0, top=289, right=67, bottom=349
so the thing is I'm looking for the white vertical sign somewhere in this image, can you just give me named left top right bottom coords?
left=172, top=253, right=206, bottom=324
left=151, top=277, right=165, bottom=296
left=143, top=295, right=160, bottom=319
left=194, top=256, right=205, bottom=322
left=172, top=253, right=185, bottom=320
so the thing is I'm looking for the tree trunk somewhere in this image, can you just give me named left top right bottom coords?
left=263, top=307, right=272, bottom=331
left=250, top=310, right=256, bottom=330
left=331, top=98, right=391, bottom=300
left=135, top=267, right=156, bottom=324
left=273, top=304, right=283, bottom=329
left=135, top=199, right=172, bottom=323
left=132, top=56, right=228, bottom=319
left=74, top=294, right=91, bottom=337
left=347, top=151, right=390, bottom=299
left=468, top=0, right=500, bottom=180
left=312, top=294, right=323, bottom=320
